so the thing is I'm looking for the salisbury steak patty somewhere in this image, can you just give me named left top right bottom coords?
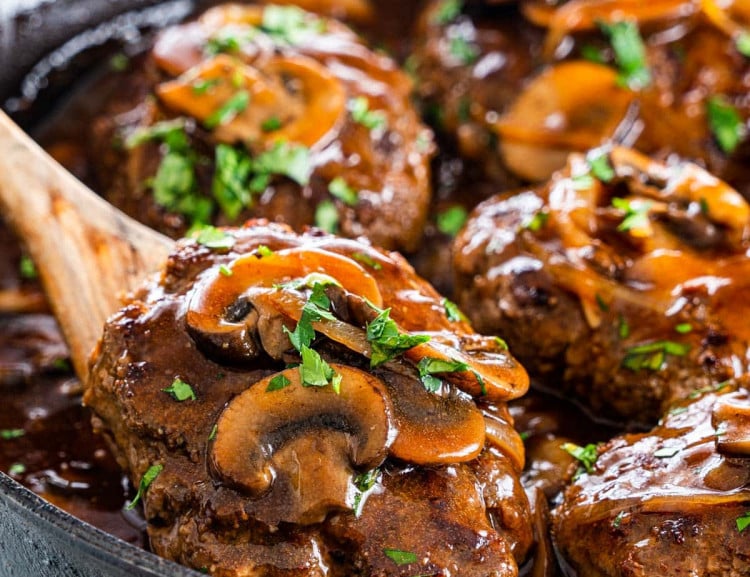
left=553, top=381, right=750, bottom=577
left=85, top=222, right=532, bottom=576
left=89, top=3, right=433, bottom=252
left=454, top=147, right=750, bottom=424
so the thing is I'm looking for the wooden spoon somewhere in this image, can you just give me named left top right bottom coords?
left=0, top=110, right=173, bottom=382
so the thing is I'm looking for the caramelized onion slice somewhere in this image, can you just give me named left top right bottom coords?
left=495, top=62, right=636, bottom=181
left=157, top=54, right=346, bottom=150
left=185, top=247, right=382, bottom=361
left=211, top=365, right=393, bottom=524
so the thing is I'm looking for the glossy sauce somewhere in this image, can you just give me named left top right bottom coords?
left=0, top=0, right=624, bottom=569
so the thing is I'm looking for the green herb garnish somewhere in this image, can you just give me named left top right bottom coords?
left=299, top=345, right=341, bottom=392
left=736, top=31, right=750, bottom=58
left=284, top=283, right=337, bottom=351
left=436, top=205, right=468, bottom=236
left=205, top=90, right=250, bottom=129
left=449, top=35, right=479, bottom=65
left=126, top=463, right=163, bottom=510
left=707, top=95, right=746, bottom=154
left=352, top=468, right=379, bottom=516
left=417, top=357, right=469, bottom=393
left=618, top=315, right=630, bottom=339
left=109, top=53, right=130, bottom=72
left=260, top=5, right=323, bottom=45
left=383, top=548, right=418, bottom=566
left=366, top=308, right=431, bottom=367
left=675, top=323, right=693, bottom=334
left=19, top=255, right=37, bottom=280
left=612, top=511, right=625, bottom=528
left=595, top=293, right=610, bottom=312
left=0, top=429, right=25, bottom=440
left=253, top=140, right=312, bottom=186
left=8, top=463, right=26, bottom=476
left=328, top=177, right=359, bottom=206
left=737, top=511, right=750, bottom=533
left=587, top=151, right=615, bottom=182
left=433, top=0, right=462, bottom=25
left=266, top=374, right=292, bottom=392
left=522, top=211, right=549, bottom=232
left=261, top=115, right=283, bottom=132
left=622, top=340, right=690, bottom=372
left=162, top=377, right=197, bottom=401
left=352, top=252, right=382, bottom=270
left=653, top=447, right=679, bottom=458
left=194, top=226, right=236, bottom=250
left=600, top=20, right=651, bottom=89
left=612, top=197, right=652, bottom=232
left=313, top=200, right=338, bottom=233
left=349, top=96, right=387, bottom=131
left=212, top=144, right=254, bottom=219
left=125, top=118, right=189, bottom=151
left=219, top=264, right=233, bottom=277
left=443, top=298, right=467, bottom=323
left=562, top=442, right=599, bottom=479
left=208, top=424, right=218, bottom=441
left=192, top=78, right=222, bottom=95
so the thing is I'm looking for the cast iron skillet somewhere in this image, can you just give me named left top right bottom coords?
left=0, top=1, right=208, bottom=575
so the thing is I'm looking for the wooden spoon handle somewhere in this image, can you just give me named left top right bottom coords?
left=0, top=110, right=173, bottom=381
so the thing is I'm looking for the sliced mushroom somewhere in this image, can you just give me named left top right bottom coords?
left=712, top=390, right=750, bottom=456
left=522, top=0, right=698, bottom=56
left=375, top=365, right=486, bottom=465
left=185, top=247, right=382, bottom=363
left=210, top=365, right=393, bottom=524
left=495, top=61, right=637, bottom=181
left=156, top=54, right=346, bottom=150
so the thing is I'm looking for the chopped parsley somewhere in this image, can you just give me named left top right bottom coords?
left=675, top=323, right=693, bottom=334
left=192, top=78, right=221, bottom=95
left=109, top=53, right=130, bottom=72
left=257, top=245, right=274, bottom=257
left=315, top=200, right=339, bottom=233
left=261, top=115, right=283, bottom=132
left=707, top=95, right=746, bottom=154
left=0, top=429, right=25, bottom=440
left=587, top=151, right=615, bottom=182
left=266, top=374, right=292, bottom=392
left=162, top=377, right=197, bottom=401
left=352, top=252, right=382, bottom=270
left=126, top=463, right=163, bottom=510
left=612, top=511, right=626, bottom=529
left=194, top=226, right=236, bottom=250
left=737, top=511, right=750, bottom=533
left=349, top=96, right=387, bottom=131
left=562, top=442, right=599, bottom=480
left=219, top=264, right=233, bottom=277
left=571, top=173, right=596, bottom=190
left=449, top=36, right=479, bottom=65
left=366, top=308, right=431, bottom=367
left=260, top=5, right=324, bottom=45
left=522, top=211, right=549, bottom=232
left=433, top=0, right=462, bottom=25
left=653, top=446, right=679, bottom=458
left=436, top=205, right=468, bottom=236
left=212, top=144, right=254, bottom=219
left=599, top=20, right=651, bottom=89
left=205, top=90, right=250, bottom=129
left=736, top=31, right=750, bottom=58
left=618, top=315, right=630, bottom=339
left=299, top=345, right=341, bottom=392
left=443, top=298, right=467, bottom=323
left=352, top=468, right=379, bottom=516
left=208, top=424, right=218, bottom=441
left=205, top=31, right=244, bottom=55
left=328, top=177, right=359, bottom=206
left=383, top=548, right=418, bottom=566
left=18, top=255, right=37, bottom=279
left=580, top=44, right=606, bottom=64
left=622, top=340, right=690, bottom=372
left=151, top=151, right=212, bottom=225
left=253, top=140, right=313, bottom=186
left=611, top=197, right=652, bottom=232
left=8, top=463, right=26, bottom=476
left=595, top=293, right=610, bottom=312
left=125, top=118, right=189, bottom=151
left=494, top=336, right=509, bottom=350
left=284, top=282, right=337, bottom=351
left=417, top=357, right=470, bottom=393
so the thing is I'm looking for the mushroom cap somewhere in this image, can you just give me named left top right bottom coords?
left=210, top=364, right=394, bottom=524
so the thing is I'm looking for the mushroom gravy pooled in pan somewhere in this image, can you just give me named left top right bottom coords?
left=84, top=221, right=532, bottom=576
